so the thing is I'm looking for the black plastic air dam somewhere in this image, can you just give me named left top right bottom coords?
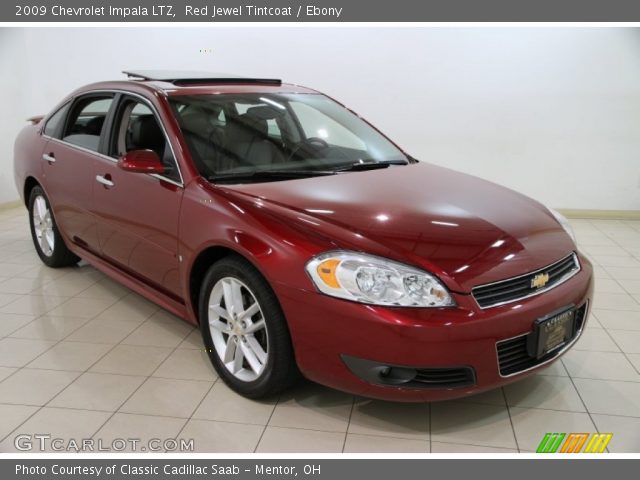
left=341, top=355, right=476, bottom=389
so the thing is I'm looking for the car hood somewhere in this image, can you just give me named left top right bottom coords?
left=225, top=162, right=575, bottom=292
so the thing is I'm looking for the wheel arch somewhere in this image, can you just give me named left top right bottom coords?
left=23, top=176, right=40, bottom=206
left=189, top=245, right=267, bottom=325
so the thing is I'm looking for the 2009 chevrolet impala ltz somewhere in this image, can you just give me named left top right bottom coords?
left=13, top=71, right=593, bottom=401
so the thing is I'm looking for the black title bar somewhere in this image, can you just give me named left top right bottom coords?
left=4, top=0, right=640, bottom=22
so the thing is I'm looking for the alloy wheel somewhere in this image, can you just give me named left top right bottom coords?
left=207, top=277, right=269, bottom=382
left=32, top=195, right=55, bottom=257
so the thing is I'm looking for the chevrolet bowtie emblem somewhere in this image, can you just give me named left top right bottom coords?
left=531, top=272, right=550, bottom=289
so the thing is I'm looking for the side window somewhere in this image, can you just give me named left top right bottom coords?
left=112, top=97, right=181, bottom=183
left=218, top=109, right=226, bottom=125
left=234, top=103, right=253, bottom=115
left=210, top=108, right=226, bottom=126
left=62, top=97, right=113, bottom=152
left=290, top=101, right=365, bottom=150
left=43, top=102, right=70, bottom=138
left=266, top=119, right=281, bottom=138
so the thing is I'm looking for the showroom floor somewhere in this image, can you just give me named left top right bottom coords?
left=0, top=206, right=639, bottom=453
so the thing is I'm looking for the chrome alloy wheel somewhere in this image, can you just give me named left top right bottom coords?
left=208, top=277, right=269, bottom=382
left=32, top=195, right=54, bottom=257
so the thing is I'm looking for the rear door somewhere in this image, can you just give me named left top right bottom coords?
left=41, top=94, right=115, bottom=252
left=92, top=93, right=184, bottom=299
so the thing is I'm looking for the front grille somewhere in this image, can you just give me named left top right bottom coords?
left=472, top=253, right=580, bottom=309
left=412, top=367, right=475, bottom=388
left=496, top=302, right=588, bottom=376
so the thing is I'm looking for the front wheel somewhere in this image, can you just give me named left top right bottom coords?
left=28, top=186, right=79, bottom=268
left=199, top=256, right=299, bottom=398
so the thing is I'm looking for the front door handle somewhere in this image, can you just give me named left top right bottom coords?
left=42, top=153, right=55, bottom=163
left=96, top=174, right=114, bottom=188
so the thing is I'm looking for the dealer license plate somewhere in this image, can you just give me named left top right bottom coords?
left=529, top=307, right=576, bottom=359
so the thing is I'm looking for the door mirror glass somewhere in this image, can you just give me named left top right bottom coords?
left=117, top=150, right=165, bottom=174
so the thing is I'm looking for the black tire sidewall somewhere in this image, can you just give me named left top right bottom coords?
left=28, top=186, right=78, bottom=268
left=199, top=257, right=296, bottom=398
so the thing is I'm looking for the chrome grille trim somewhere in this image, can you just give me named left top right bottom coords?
left=472, top=252, right=580, bottom=309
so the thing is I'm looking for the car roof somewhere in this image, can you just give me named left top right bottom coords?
left=72, top=70, right=320, bottom=98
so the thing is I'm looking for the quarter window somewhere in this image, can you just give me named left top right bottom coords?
left=43, top=102, right=70, bottom=138
left=63, top=97, right=113, bottom=152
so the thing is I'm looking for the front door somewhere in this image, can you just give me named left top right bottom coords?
left=92, top=95, right=184, bottom=299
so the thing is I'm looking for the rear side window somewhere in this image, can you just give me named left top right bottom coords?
left=62, top=96, right=113, bottom=152
left=43, top=102, right=70, bottom=138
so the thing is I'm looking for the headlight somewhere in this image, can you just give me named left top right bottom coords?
left=549, top=208, right=576, bottom=244
left=305, top=251, right=455, bottom=307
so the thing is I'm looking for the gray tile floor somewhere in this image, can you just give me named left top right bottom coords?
left=0, top=206, right=639, bottom=453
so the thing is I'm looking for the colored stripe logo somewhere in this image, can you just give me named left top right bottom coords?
left=536, top=433, right=612, bottom=453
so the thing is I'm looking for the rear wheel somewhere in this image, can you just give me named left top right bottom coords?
left=28, top=186, right=79, bottom=268
left=199, top=256, right=299, bottom=398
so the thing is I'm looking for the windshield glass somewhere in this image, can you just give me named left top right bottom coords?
left=169, top=93, right=408, bottom=180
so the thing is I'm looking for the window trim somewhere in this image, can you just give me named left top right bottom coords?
left=42, top=89, right=184, bottom=188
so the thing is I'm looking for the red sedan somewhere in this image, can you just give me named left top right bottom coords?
left=13, top=71, right=593, bottom=401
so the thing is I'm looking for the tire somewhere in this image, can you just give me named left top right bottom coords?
left=28, top=186, right=80, bottom=268
left=199, top=256, right=299, bottom=398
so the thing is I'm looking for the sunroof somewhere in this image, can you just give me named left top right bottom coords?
left=122, top=70, right=282, bottom=86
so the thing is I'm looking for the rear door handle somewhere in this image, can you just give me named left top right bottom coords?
left=42, top=153, right=55, bottom=163
left=95, top=174, right=114, bottom=188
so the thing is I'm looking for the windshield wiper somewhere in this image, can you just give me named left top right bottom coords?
left=208, top=160, right=409, bottom=183
left=208, top=170, right=336, bottom=183
left=334, top=159, right=409, bottom=172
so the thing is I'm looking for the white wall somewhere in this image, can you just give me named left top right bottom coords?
left=0, top=28, right=28, bottom=204
left=1, top=27, right=639, bottom=210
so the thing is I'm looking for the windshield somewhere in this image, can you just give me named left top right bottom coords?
left=169, top=93, right=409, bottom=181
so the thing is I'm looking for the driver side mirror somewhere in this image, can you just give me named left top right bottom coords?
left=117, top=150, right=165, bottom=174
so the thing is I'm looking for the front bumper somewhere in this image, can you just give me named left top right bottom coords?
left=275, top=253, right=594, bottom=402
